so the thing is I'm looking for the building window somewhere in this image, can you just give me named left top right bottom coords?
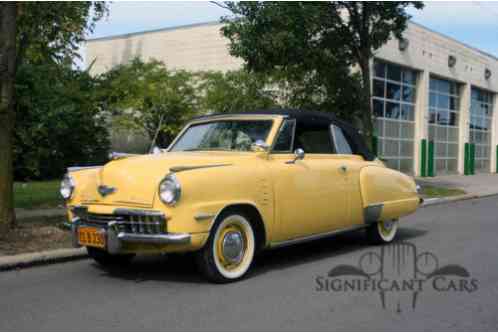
left=470, top=87, right=494, bottom=172
left=428, top=77, right=460, bottom=174
left=372, top=60, right=416, bottom=174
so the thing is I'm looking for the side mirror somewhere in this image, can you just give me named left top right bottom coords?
left=151, top=146, right=162, bottom=155
left=286, top=148, right=305, bottom=164
left=251, top=139, right=270, bottom=152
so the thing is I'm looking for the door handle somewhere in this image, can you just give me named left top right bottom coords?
left=339, top=165, right=348, bottom=173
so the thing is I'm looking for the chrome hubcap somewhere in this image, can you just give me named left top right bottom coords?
left=383, top=220, right=395, bottom=231
left=222, top=231, right=244, bottom=264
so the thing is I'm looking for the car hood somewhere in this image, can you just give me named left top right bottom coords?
left=80, top=152, right=253, bottom=207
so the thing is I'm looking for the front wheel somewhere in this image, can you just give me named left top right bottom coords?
left=196, top=212, right=256, bottom=283
left=366, top=219, right=398, bottom=244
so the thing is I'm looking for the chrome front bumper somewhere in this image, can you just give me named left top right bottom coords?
left=69, top=208, right=191, bottom=254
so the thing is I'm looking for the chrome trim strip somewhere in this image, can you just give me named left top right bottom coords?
left=113, top=208, right=167, bottom=219
left=117, top=232, right=191, bottom=245
left=71, top=218, right=81, bottom=248
left=270, top=118, right=296, bottom=153
left=194, top=212, right=216, bottom=221
left=190, top=114, right=287, bottom=122
left=67, top=166, right=102, bottom=172
left=108, top=152, right=140, bottom=160
left=169, top=163, right=232, bottom=173
left=269, top=225, right=367, bottom=249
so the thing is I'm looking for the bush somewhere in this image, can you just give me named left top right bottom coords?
left=14, top=63, right=110, bottom=181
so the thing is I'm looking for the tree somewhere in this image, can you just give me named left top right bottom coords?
left=0, top=3, right=17, bottom=235
left=200, top=69, right=277, bottom=114
left=270, top=67, right=363, bottom=124
left=99, top=58, right=199, bottom=149
left=16, top=2, right=107, bottom=65
left=330, top=2, right=424, bottom=146
left=0, top=2, right=108, bottom=233
left=221, top=1, right=423, bottom=145
left=15, top=62, right=110, bottom=180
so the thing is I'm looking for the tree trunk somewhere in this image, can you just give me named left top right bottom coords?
left=358, top=57, right=374, bottom=151
left=0, top=3, right=17, bottom=235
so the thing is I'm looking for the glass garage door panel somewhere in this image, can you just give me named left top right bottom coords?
left=470, top=87, right=494, bottom=173
left=428, top=77, right=460, bottom=174
left=373, top=60, right=416, bottom=174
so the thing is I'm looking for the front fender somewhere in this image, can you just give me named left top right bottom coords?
left=158, top=162, right=274, bottom=240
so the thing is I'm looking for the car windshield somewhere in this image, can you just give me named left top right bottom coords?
left=170, top=120, right=274, bottom=152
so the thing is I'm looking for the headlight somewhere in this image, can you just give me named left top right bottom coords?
left=158, top=173, right=181, bottom=205
left=60, top=173, right=75, bottom=200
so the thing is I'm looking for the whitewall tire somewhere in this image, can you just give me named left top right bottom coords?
left=366, top=219, right=398, bottom=244
left=196, top=212, right=256, bottom=283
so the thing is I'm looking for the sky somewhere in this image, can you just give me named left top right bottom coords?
left=84, top=1, right=498, bottom=63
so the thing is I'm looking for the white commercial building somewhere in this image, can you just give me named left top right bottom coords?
left=86, top=21, right=498, bottom=177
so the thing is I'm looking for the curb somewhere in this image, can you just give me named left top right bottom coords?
left=16, top=208, right=66, bottom=222
left=0, top=248, right=88, bottom=272
left=421, top=192, right=498, bottom=208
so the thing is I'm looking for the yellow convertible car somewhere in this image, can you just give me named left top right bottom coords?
left=62, top=109, right=421, bottom=283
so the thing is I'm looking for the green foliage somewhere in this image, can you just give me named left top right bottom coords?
left=17, top=2, right=108, bottom=64
left=14, top=180, right=62, bottom=209
left=200, top=70, right=277, bottom=114
left=14, top=62, right=110, bottom=180
left=271, top=68, right=363, bottom=123
left=419, top=185, right=466, bottom=198
left=221, top=1, right=424, bottom=142
left=219, top=2, right=363, bottom=120
left=329, top=2, right=424, bottom=61
left=99, top=58, right=199, bottom=148
left=99, top=59, right=282, bottom=148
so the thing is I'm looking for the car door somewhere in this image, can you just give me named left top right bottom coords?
left=268, top=118, right=353, bottom=242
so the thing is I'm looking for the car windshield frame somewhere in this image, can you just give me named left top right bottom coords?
left=168, top=118, right=276, bottom=152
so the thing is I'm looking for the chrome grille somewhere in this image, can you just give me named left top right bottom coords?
left=73, top=206, right=166, bottom=235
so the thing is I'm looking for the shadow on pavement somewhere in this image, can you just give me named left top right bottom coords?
left=92, top=227, right=428, bottom=284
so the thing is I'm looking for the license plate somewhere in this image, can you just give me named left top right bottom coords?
left=78, top=227, right=106, bottom=249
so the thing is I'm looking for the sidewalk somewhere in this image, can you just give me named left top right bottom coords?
left=416, top=173, right=498, bottom=197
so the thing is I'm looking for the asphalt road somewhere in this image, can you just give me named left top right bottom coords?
left=1, top=196, right=498, bottom=331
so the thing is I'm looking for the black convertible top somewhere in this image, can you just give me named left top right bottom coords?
left=194, top=108, right=376, bottom=161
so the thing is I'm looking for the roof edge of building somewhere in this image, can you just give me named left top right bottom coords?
left=409, top=20, right=498, bottom=62
left=85, top=18, right=498, bottom=62
left=86, top=20, right=221, bottom=43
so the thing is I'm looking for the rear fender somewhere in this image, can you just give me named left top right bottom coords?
left=360, top=166, right=420, bottom=223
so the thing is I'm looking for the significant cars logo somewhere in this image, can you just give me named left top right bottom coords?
left=98, top=185, right=116, bottom=197
left=315, top=241, right=478, bottom=313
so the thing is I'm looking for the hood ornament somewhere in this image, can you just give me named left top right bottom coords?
left=98, top=185, right=116, bottom=197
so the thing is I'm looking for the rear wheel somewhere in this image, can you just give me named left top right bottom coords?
left=86, top=247, right=135, bottom=267
left=366, top=219, right=398, bottom=244
left=196, top=212, right=256, bottom=283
